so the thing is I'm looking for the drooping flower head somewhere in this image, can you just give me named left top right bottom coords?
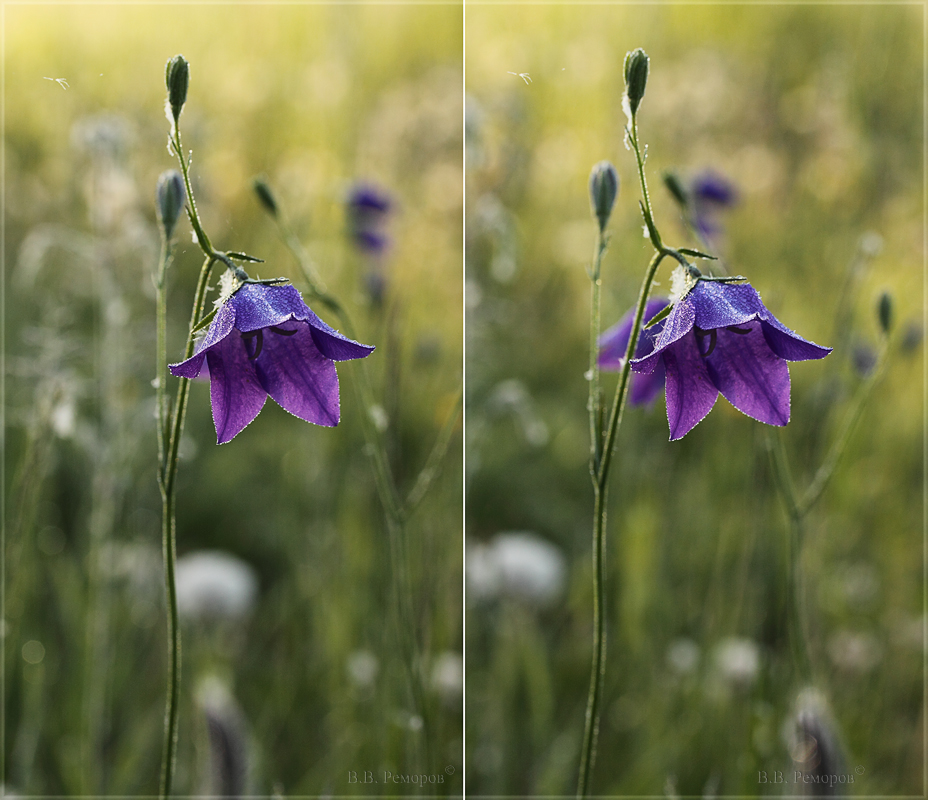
left=631, top=268, right=831, bottom=440
left=598, top=297, right=669, bottom=406
left=346, top=182, right=393, bottom=256
left=170, top=281, right=374, bottom=443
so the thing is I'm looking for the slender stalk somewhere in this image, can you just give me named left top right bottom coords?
left=577, top=483, right=607, bottom=798
left=765, top=336, right=889, bottom=688
left=578, top=106, right=675, bottom=798
left=269, top=205, right=463, bottom=774
left=588, top=233, right=607, bottom=474
left=158, top=254, right=216, bottom=800
left=798, top=339, right=888, bottom=516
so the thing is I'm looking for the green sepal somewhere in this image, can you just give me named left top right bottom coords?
left=678, top=247, right=717, bottom=261
left=644, top=303, right=672, bottom=328
left=226, top=252, right=265, bottom=263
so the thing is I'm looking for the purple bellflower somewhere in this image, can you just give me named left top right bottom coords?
left=598, top=297, right=669, bottom=406
left=630, top=274, right=831, bottom=440
left=170, top=282, right=374, bottom=444
left=347, top=183, right=393, bottom=255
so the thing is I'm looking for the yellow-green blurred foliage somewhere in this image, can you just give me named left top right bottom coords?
left=466, top=4, right=921, bottom=796
left=5, top=4, right=461, bottom=796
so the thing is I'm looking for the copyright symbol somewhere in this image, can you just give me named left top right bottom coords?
left=445, top=766, right=455, bottom=775
left=856, top=766, right=865, bottom=775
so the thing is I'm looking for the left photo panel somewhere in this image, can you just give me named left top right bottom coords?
left=4, top=4, right=462, bottom=796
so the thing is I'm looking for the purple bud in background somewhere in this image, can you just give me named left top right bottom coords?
left=689, top=169, right=738, bottom=242
left=347, top=182, right=393, bottom=256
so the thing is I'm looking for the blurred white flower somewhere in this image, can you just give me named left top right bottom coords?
left=346, top=650, right=379, bottom=689
left=175, top=550, right=258, bottom=621
left=666, top=638, right=700, bottom=676
left=712, top=637, right=760, bottom=688
left=827, top=630, right=882, bottom=674
left=431, top=651, right=463, bottom=703
left=466, top=532, right=566, bottom=606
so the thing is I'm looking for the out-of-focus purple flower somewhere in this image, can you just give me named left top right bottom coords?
left=690, top=169, right=738, bottom=241
left=631, top=276, right=831, bottom=440
left=598, top=297, right=669, bottom=406
left=347, top=182, right=393, bottom=255
left=170, top=283, right=374, bottom=443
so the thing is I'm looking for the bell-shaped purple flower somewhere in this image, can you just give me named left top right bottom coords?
left=598, top=297, right=669, bottom=406
left=170, top=283, right=374, bottom=444
left=630, top=279, right=831, bottom=440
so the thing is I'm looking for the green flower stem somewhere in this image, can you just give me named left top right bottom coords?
left=267, top=204, right=463, bottom=774
left=628, top=114, right=662, bottom=252
left=168, top=130, right=213, bottom=258
left=767, top=335, right=889, bottom=687
left=588, top=231, right=607, bottom=474
left=577, top=247, right=666, bottom=798
left=158, top=254, right=216, bottom=800
left=798, top=338, right=888, bottom=516
left=579, top=108, right=679, bottom=798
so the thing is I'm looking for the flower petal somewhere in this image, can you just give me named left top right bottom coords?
left=254, top=324, right=340, bottom=427
left=228, top=283, right=307, bottom=332
left=691, top=281, right=765, bottom=330
left=760, top=319, right=832, bottom=361
left=205, top=332, right=268, bottom=444
left=662, top=334, right=718, bottom=440
left=230, top=283, right=375, bottom=361
left=598, top=297, right=668, bottom=368
left=633, top=297, right=696, bottom=375
left=705, top=324, right=790, bottom=426
left=169, top=301, right=237, bottom=378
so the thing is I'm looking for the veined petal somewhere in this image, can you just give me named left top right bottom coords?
left=254, top=324, right=340, bottom=427
left=205, top=332, right=268, bottom=444
left=633, top=297, right=696, bottom=375
left=228, top=283, right=307, bottom=332
left=169, top=301, right=237, bottom=379
left=230, top=283, right=374, bottom=361
left=662, top=334, right=718, bottom=440
left=706, top=324, right=790, bottom=426
left=760, top=319, right=832, bottom=361
left=691, top=281, right=765, bottom=330
left=598, top=297, right=668, bottom=369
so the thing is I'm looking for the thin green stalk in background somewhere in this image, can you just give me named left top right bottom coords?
left=260, top=188, right=461, bottom=774
left=579, top=49, right=703, bottom=797
left=767, top=328, right=890, bottom=683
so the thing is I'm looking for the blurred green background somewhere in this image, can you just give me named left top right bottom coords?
left=465, top=4, right=922, bottom=797
left=5, top=4, right=462, bottom=796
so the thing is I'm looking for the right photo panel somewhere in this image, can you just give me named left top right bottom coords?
left=465, top=4, right=923, bottom=797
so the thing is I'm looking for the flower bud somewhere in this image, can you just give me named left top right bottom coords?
left=623, top=48, right=650, bottom=116
left=589, top=161, right=619, bottom=233
left=662, top=170, right=688, bottom=208
left=165, top=54, right=189, bottom=126
left=252, top=177, right=279, bottom=217
left=156, top=170, right=186, bottom=240
left=877, top=291, right=894, bottom=334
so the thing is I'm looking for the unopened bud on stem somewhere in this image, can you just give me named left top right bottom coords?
left=623, top=48, right=650, bottom=117
left=589, top=161, right=619, bottom=233
left=662, top=170, right=688, bottom=208
left=252, top=177, right=279, bottom=218
left=165, top=54, right=189, bottom=127
left=877, top=291, right=894, bottom=335
left=157, top=170, right=186, bottom=240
